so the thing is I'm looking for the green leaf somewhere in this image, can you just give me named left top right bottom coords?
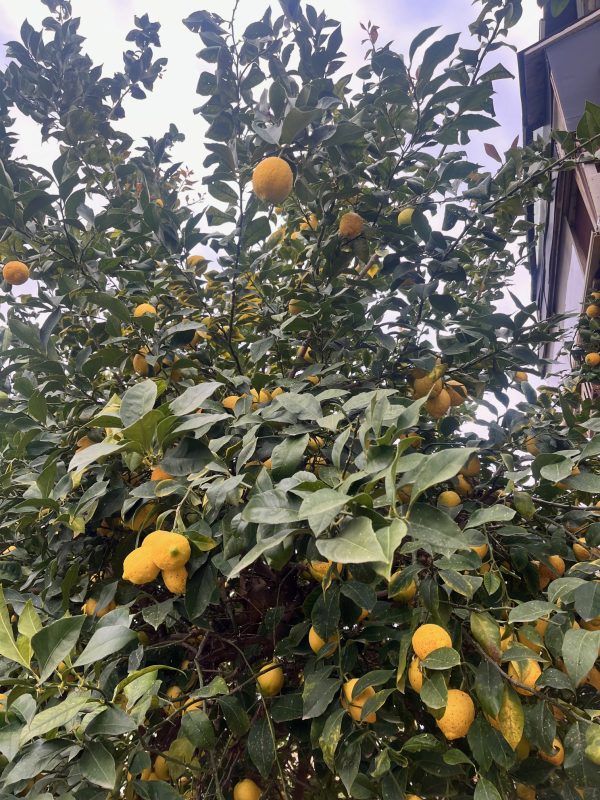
left=512, top=491, right=536, bottom=519
left=573, top=581, right=600, bottom=621
left=562, top=628, right=600, bottom=686
left=20, top=690, right=92, bottom=745
left=142, top=599, right=174, bottom=630
left=242, top=490, right=301, bottom=524
left=280, top=106, right=320, bottom=143
left=508, top=601, right=556, bottom=624
left=418, top=33, right=460, bottom=85
left=17, top=600, right=42, bottom=640
left=336, top=738, right=361, bottom=795
left=271, top=434, right=309, bottom=480
left=302, top=667, right=340, bottom=720
left=464, top=506, right=515, bottom=528
left=409, top=448, right=476, bottom=506
left=316, top=517, right=386, bottom=565
left=120, top=380, right=157, bottom=427
left=474, top=661, right=504, bottom=719
left=474, top=776, right=502, bottom=800
left=409, top=25, right=440, bottom=61
left=227, top=530, right=292, bottom=580
left=247, top=716, right=275, bottom=778
left=80, top=741, right=116, bottom=789
left=372, top=519, right=407, bottom=580
left=408, top=504, right=479, bottom=557
left=420, top=671, right=448, bottom=709
left=68, top=441, right=127, bottom=472
left=32, top=615, right=84, bottom=682
left=170, top=382, right=222, bottom=416
left=319, top=707, right=346, bottom=770
left=217, top=695, right=250, bottom=737
left=86, top=705, right=137, bottom=736
left=421, top=647, right=461, bottom=670
left=0, top=585, right=30, bottom=669
left=180, top=709, right=216, bottom=750
left=74, top=625, right=137, bottom=667
left=300, top=488, right=351, bottom=536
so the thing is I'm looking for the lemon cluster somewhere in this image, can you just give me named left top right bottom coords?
left=122, top=530, right=191, bottom=594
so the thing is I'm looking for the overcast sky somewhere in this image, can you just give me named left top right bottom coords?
left=0, top=0, right=542, bottom=174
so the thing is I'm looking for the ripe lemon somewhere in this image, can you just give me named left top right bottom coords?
left=256, top=661, right=284, bottom=696
left=539, top=736, right=564, bottom=766
left=536, top=555, right=565, bottom=589
left=132, top=351, right=150, bottom=376
left=151, top=466, right=173, bottom=482
left=165, top=685, right=182, bottom=714
left=396, top=484, right=413, bottom=504
left=162, top=567, right=187, bottom=594
left=412, top=624, right=452, bottom=659
left=252, top=157, right=293, bottom=204
left=413, top=375, right=442, bottom=399
left=397, top=207, right=415, bottom=226
left=436, top=689, right=475, bottom=740
left=308, top=626, right=338, bottom=656
left=389, top=571, right=417, bottom=603
left=126, top=502, right=158, bottom=532
left=573, top=538, right=591, bottom=561
left=408, top=656, right=423, bottom=692
left=142, top=530, right=191, bottom=570
left=342, top=678, right=376, bottom=723
left=454, top=475, right=473, bottom=497
left=153, top=755, right=170, bottom=781
left=308, top=435, right=324, bottom=452
left=460, top=455, right=480, bottom=478
left=2, top=260, right=29, bottom=285
left=516, top=785, right=536, bottom=800
left=585, top=304, right=600, bottom=318
left=223, top=394, right=242, bottom=411
left=182, top=697, right=204, bottom=713
left=438, top=490, right=461, bottom=509
left=426, top=388, right=451, bottom=419
left=82, top=598, right=116, bottom=617
left=515, top=371, right=528, bottom=382
left=525, top=435, right=540, bottom=456
left=508, top=659, right=541, bottom=696
left=133, top=302, right=156, bottom=317
left=471, top=542, right=489, bottom=559
left=338, top=212, right=364, bottom=238
left=445, top=379, right=467, bottom=405
left=299, top=213, right=318, bottom=231
left=233, top=779, right=262, bottom=800
left=186, top=254, right=206, bottom=268
left=585, top=352, right=600, bottom=367
left=122, top=547, right=160, bottom=585
left=306, top=560, right=341, bottom=582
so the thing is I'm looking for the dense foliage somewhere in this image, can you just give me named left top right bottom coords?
left=0, top=1, right=599, bottom=799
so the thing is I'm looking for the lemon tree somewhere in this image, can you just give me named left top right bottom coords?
left=0, top=1, right=599, bottom=799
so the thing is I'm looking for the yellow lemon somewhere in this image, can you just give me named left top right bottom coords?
left=338, top=212, right=364, bottom=238
left=411, top=624, right=452, bottom=659
left=252, top=157, right=293, bottom=204
left=342, top=678, right=376, bottom=723
left=435, top=689, right=475, bottom=740
left=256, top=661, right=284, bottom=697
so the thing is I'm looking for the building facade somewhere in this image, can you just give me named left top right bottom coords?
left=518, top=0, right=600, bottom=373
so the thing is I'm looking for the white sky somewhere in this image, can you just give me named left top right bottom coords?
left=0, top=0, right=542, bottom=176
left=0, top=1, right=549, bottom=407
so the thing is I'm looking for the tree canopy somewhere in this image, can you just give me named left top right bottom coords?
left=0, top=1, right=599, bottom=799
